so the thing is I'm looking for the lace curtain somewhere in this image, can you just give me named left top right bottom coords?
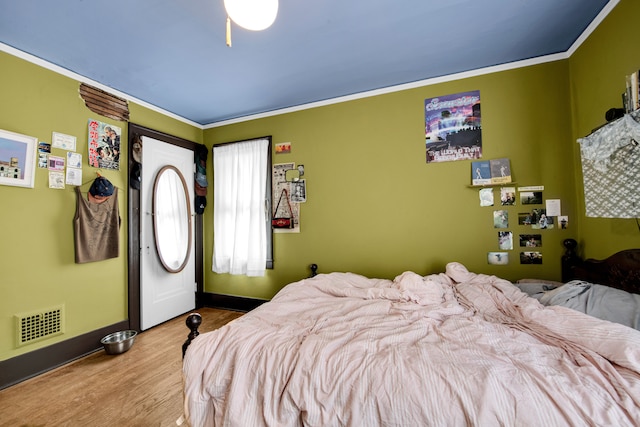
left=212, top=139, right=269, bottom=276
left=577, top=111, right=640, bottom=218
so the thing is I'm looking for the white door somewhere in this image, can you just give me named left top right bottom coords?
left=140, top=136, right=195, bottom=330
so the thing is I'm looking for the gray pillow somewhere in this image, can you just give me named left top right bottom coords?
left=514, top=280, right=562, bottom=299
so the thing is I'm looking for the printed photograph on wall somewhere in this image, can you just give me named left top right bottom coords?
left=559, top=216, right=569, bottom=229
left=493, top=210, right=508, bottom=228
left=0, top=128, right=37, bottom=188
left=87, top=119, right=121, bottom=170
left=425, top=90, right=481, bottom=163
left=518, top=208, right=553, bottom=228
left=290, top=179, right=306, bottom=203
left=38, top=142, right=50, bottom=169
left=500, top=187, right=516, bottom=205
left=479, top=188, right=494, bottom=206
left=519, top=234, right=542, bottom=247
left=488, top=252, right=509, bottom=265
left=520, top=251, right=543, bottom=264
left=520, top=191, right=542, bottom=205
left=531, top=210, right=554, bottom=229
left=275, top=142, right=291, bottom=154
left=518, top=212, right=532, bottom=225
left=498, top=231, right=513, bottom=250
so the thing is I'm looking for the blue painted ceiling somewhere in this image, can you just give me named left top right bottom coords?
left=0, top=0, right=612, bottom=126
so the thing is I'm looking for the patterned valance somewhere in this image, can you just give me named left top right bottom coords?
left=577, top=111, right=640, bottom=218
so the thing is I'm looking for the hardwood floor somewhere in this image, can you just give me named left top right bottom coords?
left=0, top=307, right=244, bottom=427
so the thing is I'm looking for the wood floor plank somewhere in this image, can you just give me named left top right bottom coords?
left=0, top=307, right=243, bottom=427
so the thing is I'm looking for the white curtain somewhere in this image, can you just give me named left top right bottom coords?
left=212, top=139, right=268, bottom=276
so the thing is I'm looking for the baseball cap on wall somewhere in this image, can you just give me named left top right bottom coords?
left=195, top=195, right=207, bottom=214
left=195, top=181, right=207, bottom=196
left=195, top=171, right=208, bottom=187
left=88, top=176, right=115, bottom=203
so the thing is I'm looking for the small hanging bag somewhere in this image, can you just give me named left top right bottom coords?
left=272, top=188, right=294, bottom=229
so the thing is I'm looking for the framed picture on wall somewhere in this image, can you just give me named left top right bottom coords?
left=0, top=128, right=37, bottom=188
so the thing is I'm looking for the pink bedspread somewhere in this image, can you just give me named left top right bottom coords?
left=183, top=263, right=640, bottom=426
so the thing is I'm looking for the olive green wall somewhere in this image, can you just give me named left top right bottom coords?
left=0, top=51, right=202, bottom=361
left=568, top=0, right=640, bottom=258
left=2, top=0, right=638, bottom=361
left=204, top=60, right=577, bottom=300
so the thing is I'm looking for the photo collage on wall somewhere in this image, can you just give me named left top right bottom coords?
left=482, top=183, right=568, bottom=265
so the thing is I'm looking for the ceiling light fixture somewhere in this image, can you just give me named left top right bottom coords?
left=224, top=0, right=278, bottom=46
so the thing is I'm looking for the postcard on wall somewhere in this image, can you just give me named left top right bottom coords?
left=471, top=160, right=491, bottom=185
left=52, top=132, right=77, bottom=151
left=87, top=119, right=121, bottom=170
left=488, top=252, right=508, bottom=265
left=65, top=167, right=82, bottom=186
left=38, top=142, right=51, bottom=153
left=425, top=90, right=481, bottom=163
left=489, top=158, right=511, bottom=184
left=47, top=155, right=65, bottom=171
left=67, top=152, right=82, bottom=169
left=48, top=171, right=65, bottom=189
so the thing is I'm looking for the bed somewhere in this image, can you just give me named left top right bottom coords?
left=513, top=238, right=640, bottom=331
left=181, top=240, right=640, bottom=426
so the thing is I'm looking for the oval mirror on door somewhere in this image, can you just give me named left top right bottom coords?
left=152, top=165, right=192, bottom=273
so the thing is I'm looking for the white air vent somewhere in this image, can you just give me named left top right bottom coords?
left=15, top=305, right=65, bottom=347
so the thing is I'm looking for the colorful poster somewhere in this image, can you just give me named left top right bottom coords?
left=425, top=90, right=482, bottom=163
left=88, top=119, right=121, bottom=170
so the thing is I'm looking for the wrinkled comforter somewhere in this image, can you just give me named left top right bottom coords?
left=183, top=263, right=640, bottom=426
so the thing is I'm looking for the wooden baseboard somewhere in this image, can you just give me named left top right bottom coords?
left=0, top=320, right=129, bottom=390
left=200, top=292, right=267, bottom=312
left=0, top=292, right=264, bottom=390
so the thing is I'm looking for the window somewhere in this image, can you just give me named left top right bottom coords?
left=211, top=136, right=273, bottom=276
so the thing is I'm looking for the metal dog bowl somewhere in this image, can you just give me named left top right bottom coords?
left=101, top=330, right=137, bottom=355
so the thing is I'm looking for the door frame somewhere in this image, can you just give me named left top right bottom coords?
left=127, top=123, right=203, bottom=332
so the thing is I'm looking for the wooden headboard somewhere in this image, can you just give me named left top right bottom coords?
left=561, top=238, right=640, bottom=294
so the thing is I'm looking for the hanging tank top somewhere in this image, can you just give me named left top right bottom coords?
left=74, top=186, right=120, bottom=263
